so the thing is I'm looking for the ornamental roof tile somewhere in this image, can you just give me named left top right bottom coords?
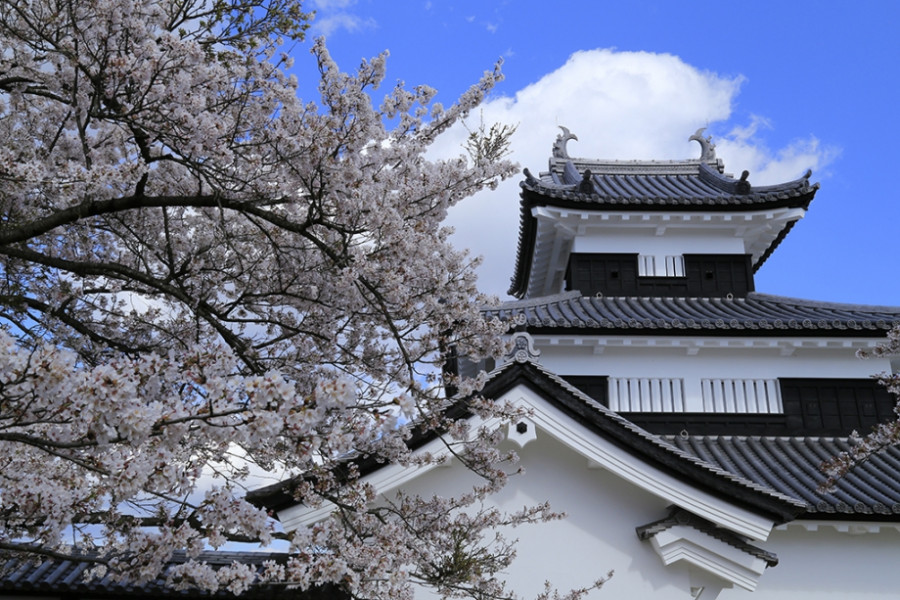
left=487, top=291, right=900, bottom=336
left=522, top=161, right=817, bottom=208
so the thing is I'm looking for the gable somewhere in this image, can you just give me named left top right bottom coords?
left=260, top=361, right=809, bottom=596
left=252, top=358, right=900, bottom=597
left=269, top=362, right=799, bottom=534
left=487, top=378, right=790, bottom=540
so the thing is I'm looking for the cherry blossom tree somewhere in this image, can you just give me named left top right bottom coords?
left=0, top=1, right=605, bottom=598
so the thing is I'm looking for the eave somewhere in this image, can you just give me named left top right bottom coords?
left=487, top=291, right=900, bottom=338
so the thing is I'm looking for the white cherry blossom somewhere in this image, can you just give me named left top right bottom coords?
left=0, top=1, right=603, bottom=598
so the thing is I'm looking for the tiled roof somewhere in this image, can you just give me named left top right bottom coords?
left=528, top=128, right=818, bottom=209
left=0, top=551, right=341, bottom=599
left=485, top=362, right=900, bottom=521
left=521, top=161, right=817, bottom=209
left=249, top=360, right=806, bottom=524
left=667, top=435, right=900, bottom=518
left=487, top=291, right=900, bottom=336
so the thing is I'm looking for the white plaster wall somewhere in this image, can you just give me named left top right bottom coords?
left=719, top=524, right=900, bottom=600
left=398, top=430, right=698, bottom=600
left=396, top=429, right=900, bottom=600
left=535, top=340, right=891, bottom=379
left=571, top=226, right=747, bottom=257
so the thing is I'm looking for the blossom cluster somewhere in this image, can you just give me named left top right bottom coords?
left=0, top=1, right=559, bottom=598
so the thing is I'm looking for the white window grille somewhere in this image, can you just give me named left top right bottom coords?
left=608, top=377, right=685, bottom=412
left=663, top=255, right=685, bottom=277
left=638, top=255, right=685, bottom=277
left=701, top=379, right=783, bottom=413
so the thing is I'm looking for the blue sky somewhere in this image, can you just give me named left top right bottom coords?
left=294, top=0, right=900, bottom=305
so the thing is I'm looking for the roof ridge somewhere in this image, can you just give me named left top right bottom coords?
left=487, top=293, right=900, bottom=334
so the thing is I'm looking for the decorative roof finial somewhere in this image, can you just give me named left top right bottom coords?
left=578, top=170, right=594, bottom=194
left=689, top=127, right=717, bottom=162
left=553, top=126, right=578, bottom=159
left=736, top=170, right=751, bottom=195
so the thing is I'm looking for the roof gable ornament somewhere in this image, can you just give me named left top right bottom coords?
left=689, top=127, right=717, bottom=162
left=552, top=126, right=578, bottom=159
left=508, top=331, right=541, bottom=363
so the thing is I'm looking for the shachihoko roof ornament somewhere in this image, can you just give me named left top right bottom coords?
left=552, top=126, right=579, bottom=159
left=689, top=127, right=717, bottom=162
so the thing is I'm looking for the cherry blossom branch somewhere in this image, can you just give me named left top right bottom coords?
left=0, top=2, right=533, bottom=597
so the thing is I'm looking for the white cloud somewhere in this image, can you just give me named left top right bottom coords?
left=311, top=0, right=356, bottom=9
left=311, top=13, right=376, bottom=37
left=430, top=49, right=837, bottom=298
left=308, top=0, right=377, bottom=37
left=715, top=116, right=840, bottom=185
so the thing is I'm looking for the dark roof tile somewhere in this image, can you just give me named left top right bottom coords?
left=668, top=436, right=900, bottom=519
left=489, top=292, right=900, bottom=336
left=521, top=161, right=816, bottom=209
left=0, top=552, right=342, bottom=599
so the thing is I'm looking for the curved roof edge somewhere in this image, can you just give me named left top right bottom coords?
left=483, top=360, right=806, bottom=523
left=247, top=359, right=804, bottom=525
